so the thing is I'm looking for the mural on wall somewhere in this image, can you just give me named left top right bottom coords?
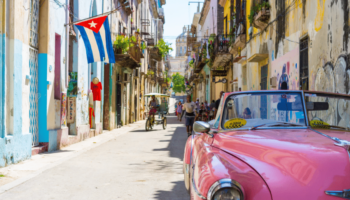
left=67, top=97, right=76, bottom=124
left=311, top=55, right=350, bottom=128
left=271, top=48, right=299, bottom=90
left=67, top=72, right=78, bottom=97
left=61, top=93, right=67, bottom=126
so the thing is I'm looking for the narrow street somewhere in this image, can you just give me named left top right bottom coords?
left=0, top=98, right=189, bottom=200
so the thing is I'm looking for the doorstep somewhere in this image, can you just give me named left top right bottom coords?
left=31, top=143, right=48, bottom=156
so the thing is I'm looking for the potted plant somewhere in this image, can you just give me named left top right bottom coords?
left=114, top=35, right=129, bottom=54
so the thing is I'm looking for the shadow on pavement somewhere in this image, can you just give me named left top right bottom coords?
left=153, top=181, right=189, bottom=200
left=153, top=125, right=187, bottom=161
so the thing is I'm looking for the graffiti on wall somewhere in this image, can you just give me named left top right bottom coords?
left=311, top=55, right=350, bottom=128
left=67, top=97, right=76, bottom=124
left=271, top=48, right=299, bottom=90
left=314, top=55, right=350, bottom=94
left=61, top=93, right=67, bottom=126
left=67, top=72, right=78, bottom=97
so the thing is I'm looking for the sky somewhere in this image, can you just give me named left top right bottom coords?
left=163, top=0, right=203, bottom=57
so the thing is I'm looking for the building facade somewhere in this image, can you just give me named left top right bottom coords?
left=0, top=0, right=169, bottom=168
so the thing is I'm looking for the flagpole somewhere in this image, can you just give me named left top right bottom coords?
left=64, top=5, right=124, bottom=26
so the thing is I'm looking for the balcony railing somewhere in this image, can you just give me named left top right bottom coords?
left=208, top=34, right=233, bottom=56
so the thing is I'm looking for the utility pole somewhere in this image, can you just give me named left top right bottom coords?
left=188, top=1, right=204, bottom=13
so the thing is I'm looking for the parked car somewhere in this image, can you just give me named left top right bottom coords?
left=184, top=90, right=350, bottom=200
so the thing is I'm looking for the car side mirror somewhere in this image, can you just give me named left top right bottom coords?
left=193, top=121, right=210, bottom=134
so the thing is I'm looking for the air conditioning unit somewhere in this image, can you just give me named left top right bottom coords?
left=117, top=74, right=122, bottom=82
left=123, top=73, right=130, bottom=83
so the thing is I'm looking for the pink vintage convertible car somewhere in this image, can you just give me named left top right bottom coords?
left=184, top=90, right=350, bottom=200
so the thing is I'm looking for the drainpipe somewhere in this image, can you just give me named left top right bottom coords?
left=65, top=0, right=69, bottom=88
left=108, top=0, right=113, bottom=129
left=100, top=0, right=105, bottom=127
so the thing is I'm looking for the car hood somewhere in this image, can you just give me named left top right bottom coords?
left=212, top=128, right=350, bottom=200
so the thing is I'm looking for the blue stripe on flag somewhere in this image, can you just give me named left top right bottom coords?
left=93, top=31, right=106, bottom=62
left=76, top=26, right=94, bottom=63
left=103, top=17, right=115, bottom=63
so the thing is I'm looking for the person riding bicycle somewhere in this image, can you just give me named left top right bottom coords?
left=149, top=95, right=158, bottom=124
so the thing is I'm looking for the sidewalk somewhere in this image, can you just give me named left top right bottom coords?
left=0, top=120, right=145, bottom=194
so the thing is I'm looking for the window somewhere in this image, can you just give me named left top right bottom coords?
left=222, top=92, right=306, bottom=130
left=180, top=47, right=182, bottom=55
left=184, top=47, right=186, bottom=54
left=299, top=37, right=309, bottom=90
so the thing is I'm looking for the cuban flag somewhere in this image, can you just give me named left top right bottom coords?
left=75, top=15, right=115, bottom=64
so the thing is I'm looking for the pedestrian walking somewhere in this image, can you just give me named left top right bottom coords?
left=175, top=102, right=178, bottom=116
left=181, top=95, right=196, bottom=137
left=195, top=98, right=200, bottom=112
left=177, top=101, right=182, bottom=121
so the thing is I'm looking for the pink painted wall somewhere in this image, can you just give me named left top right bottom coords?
left=271, top=48, right=299, bottom=90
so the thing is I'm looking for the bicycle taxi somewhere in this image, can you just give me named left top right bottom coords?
left=144, top=93, right=169, bottom=131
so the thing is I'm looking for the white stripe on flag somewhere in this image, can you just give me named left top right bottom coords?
left=100, top=24, right=109, bottom=63
left=85, top=28, right=100, bottom=62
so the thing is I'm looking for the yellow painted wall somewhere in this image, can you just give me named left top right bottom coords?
left=223, top=0, right=231, bottom=35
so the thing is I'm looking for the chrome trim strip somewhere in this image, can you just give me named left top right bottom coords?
left=301, top=90, right=310, bottom=126
left=191, top=167, right=207, bottom=199
left=207, top=179, right=244, bottom=200
left=325, top=189, right=350, bottom=199
left=310, top=127, right=350, bottom=148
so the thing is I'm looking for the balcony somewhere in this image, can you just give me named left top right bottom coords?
left=114, top=43, right=142, bottom=69
left=209, top=35, right=233, bottom=70
left=158, top=8, right=164, bottom=20
left=253, top=9, right=270, bottom=30
left=149, top=47, right=162, bottom=62
left=118, top=0, right=132, bottom=15
left=194, top=55, right=206, bottom=73
left=234, top=34, right=246, bottom=49
left=146, top=38, right=155, bottom=46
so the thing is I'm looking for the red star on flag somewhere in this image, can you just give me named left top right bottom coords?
left=75, top=16, right=108, bottom=33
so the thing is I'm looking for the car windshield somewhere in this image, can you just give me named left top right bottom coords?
left=221, top=92, right=307, bottom=130
left=306, top=93, right=350, bottom=131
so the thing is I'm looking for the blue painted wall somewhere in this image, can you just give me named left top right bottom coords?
left=0, top=39, right=32, bottom=167
left=38, top=53, right=49, bottom=143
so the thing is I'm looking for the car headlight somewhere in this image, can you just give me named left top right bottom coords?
left=207, top=179, right=244, bottom=200
left=212, top=188, right=241, bottom=200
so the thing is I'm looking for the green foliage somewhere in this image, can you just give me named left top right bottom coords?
left=201, top=43, right=207, bottom=60
left=248, top=2, right=271, bottom=25
left=166, top=77, right=171, bottom=83
left=137, top=28, right=140, bottom=33
left=156, top=39, right=173, bottom=58
left=171, top=73, right=186, bottom=93
left=114, top=35, right=137, bottom=54
left=141, top=42, right=147, bottom=51
left=189, top=60, right=194, bottom=68
left=208, top=34, right=216, bottom=44
left=147, top=70, right=154, bottom=75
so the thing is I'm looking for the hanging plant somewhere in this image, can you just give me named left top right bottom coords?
left=189, top=60, right=194, bottom=68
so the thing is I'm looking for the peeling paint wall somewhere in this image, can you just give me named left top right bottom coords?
left=243, top=0, right=350, bottom=95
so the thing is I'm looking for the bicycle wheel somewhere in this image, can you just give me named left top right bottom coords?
left=163, top=117, right=167, bottom=130
left=145, top=118, right=151, bottom=131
